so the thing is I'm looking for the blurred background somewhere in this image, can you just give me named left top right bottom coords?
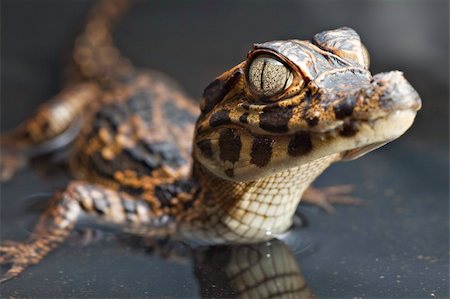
left=1, top=0, right=448, bottom=298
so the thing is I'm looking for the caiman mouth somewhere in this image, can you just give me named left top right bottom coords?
left=309, top=70, right=421, bottom=160
left=336, top=109, right=418, bottom=160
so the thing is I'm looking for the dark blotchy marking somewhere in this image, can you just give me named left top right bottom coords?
left=120, top=185, right=145, bottom=196
left=94, top=89, right=153, bottom=133
left=123, top=146, right=159, bottom=173
left=288, top=132, right=313, bottom=156
left=241, top=102, right=251, bottom=110
left=122, top=198, right=137, bottom=213
left=163, top=101, right=196, bottom=125
left=201, top=71, right=241, bottom=114
left=143, top=141, right=186, bottom=169
left=225, top=168, right=234, bottom=178
left=219, top=128, right=241, bottom=163
left=340, top=122, right=358, bottom=137
left=128, top=93, right=150, bottom=110
left=89, top=139, right=186, bottom=181
left=259, top=105, right=293, bottom=133
left=90, top=145, right=155, bottom=180
left=154, top=185, right=176, bottom=207
left=88, top=92, right=185, bottom=181
left=127, top=91, right=153, bottom=123
left=307, top=116, right=319, bottom=127
left=250, top=136, right=274, bottom=167
left=41, top=121, right=50, bottom=134
left=239, top=112, right=249, bottom=124
left=94, top=103, right=126, bottom=131
left=89, top=151, right=119, bottom=179
left=93, top=196, right=109, bottom=215
left=196, top=139, right=214, bottom=159
left=333, top=99, right=354, bottom=119
left=154, top=179, right=198, bottom=208
left=209, top=109, right=230, bottom=127
left=202, top=79, right=225, bottom=114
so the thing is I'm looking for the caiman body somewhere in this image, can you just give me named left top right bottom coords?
left=0, top=0, right=421, bottom=283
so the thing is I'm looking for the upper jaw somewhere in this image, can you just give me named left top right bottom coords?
left=315, top=70, right=422, bottom=159
left=307, top=70, right=422, bottom=135
left=365, top=71, right=422, bottom=113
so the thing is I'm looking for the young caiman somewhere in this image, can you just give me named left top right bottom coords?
left=0, top=0, right=421, bottom=282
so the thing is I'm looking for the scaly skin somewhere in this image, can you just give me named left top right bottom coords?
left=0, top=0, right=421, bottom=283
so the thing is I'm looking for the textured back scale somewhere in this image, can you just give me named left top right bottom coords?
left=70, top=70, right=199, bottom=195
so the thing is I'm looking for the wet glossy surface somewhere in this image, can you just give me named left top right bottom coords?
left=1, top=1, right=448, bottom=298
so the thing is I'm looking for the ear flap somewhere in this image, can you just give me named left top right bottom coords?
left=313, top=27, right=369, bottom=68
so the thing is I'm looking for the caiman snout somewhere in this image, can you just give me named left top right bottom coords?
left=310, top=69, right=421, bottom=130
left=371, top=71, right=422, bottom=112
left=342, top=70, right=423, bottom=122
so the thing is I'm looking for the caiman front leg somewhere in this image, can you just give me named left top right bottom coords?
left=0, top=83, right=100, bottom=181
left=0, top=181, right=174, bottom=283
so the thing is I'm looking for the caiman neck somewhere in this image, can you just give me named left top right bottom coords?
left=186, top=153, right=339, bottom=244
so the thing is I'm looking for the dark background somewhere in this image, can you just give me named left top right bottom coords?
left=1, top=0, right=448, bottom=298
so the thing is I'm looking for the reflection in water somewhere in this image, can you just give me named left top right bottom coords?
left=128, top=236, right=315, bottom=298
left=190, top=239, right=314, bottom=298
left=115, top=233, right=315, bottom=298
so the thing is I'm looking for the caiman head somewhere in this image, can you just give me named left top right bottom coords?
left=194, top=27, right=421, bottom=181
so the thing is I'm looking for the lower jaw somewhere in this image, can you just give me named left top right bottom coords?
left=341, top=140, right=389, bottom=160
left=321, top=109, right=418, bottom=160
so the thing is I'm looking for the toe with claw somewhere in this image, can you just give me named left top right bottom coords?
left=0, top=240, right=44, bottom=283
left=301, top=185, right=364, bottom=213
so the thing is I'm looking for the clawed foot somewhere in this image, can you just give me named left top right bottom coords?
left=0, top=240, right=43, bottom=283
left=302, top=185, right=364, bottom=213
left=70, top=228, right=117, bottom=246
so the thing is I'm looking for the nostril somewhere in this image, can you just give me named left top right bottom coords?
left=372, top=71, right=422, bottom=111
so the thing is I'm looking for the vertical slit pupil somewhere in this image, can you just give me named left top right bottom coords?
left=260, top=60, right=267, bottom=91
left=249, top=55, right=292, bottom=97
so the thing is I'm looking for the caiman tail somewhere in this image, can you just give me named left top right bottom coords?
left=67, top=0, right=134, bottom=85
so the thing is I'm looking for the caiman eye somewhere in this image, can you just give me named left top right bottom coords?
left=248, top=55, right=293, bottom=98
